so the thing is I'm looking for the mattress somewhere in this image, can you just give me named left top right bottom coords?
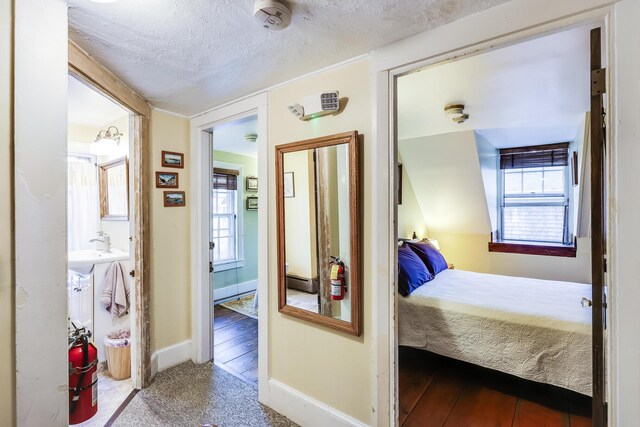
left=398, top=268, right=592, bottom=395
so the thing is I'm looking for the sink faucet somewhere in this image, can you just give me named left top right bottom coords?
left=90, top=231, right=111, bottom=253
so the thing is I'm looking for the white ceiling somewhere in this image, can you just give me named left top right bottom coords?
left=397, top=25, right=592, bottom=146
left=212, top=115, right=258, bottom=158
left=68, top=75, right=128, bottom=127
left=67, top=0, right=509, bottom=117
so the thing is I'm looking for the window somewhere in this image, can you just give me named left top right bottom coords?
left=211, top=167, right=243, bottom=270
left=497, top=143, right=572, bottom=247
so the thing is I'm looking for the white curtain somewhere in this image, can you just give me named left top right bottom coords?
left=68, top=155, right=99, bottom=251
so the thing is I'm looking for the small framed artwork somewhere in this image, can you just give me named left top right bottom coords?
left=246, top=196, right=258, bottom=211
left=572, top=151, right=579, bottom=187
left=155, top=171, right=179, bottom=188
left=164, top=191, right=186, bottom=207
left=283, top=172, right=295, bottom=198
left=161, top=150, right=184, bottom=168
left=246, top=176, right=258, bottom=192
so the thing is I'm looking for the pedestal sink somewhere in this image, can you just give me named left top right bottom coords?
left=68, top=248, right=130, bottom=275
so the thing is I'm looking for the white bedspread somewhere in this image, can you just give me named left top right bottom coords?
left=398, top=269, right=592, bottom=395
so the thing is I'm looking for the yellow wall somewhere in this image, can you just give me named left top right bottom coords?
left=0, top=0, right=14, bottom=423
left=268, top=58, right=374, bottom=424
left=149, top=109, right=192, bottom=351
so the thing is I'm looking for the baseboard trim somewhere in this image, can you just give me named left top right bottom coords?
left=213, top=279, right=258, bottom=302
left=266, top=379, right=368, bottom=427
left=150, top=339, right=192, bottom=378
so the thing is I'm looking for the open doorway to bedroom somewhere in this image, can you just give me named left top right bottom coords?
left=210, top=115, right=260, bottom=385
left=394, top=24, right=606, bottom=426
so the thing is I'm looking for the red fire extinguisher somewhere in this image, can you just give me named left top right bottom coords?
left=69, top=323, right=98, bottom=425
left=330, top=256, right=347, bottom=301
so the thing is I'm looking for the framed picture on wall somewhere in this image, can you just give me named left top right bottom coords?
left=572, top=151, right=579, bottom=187
left=155, top=171, right=179, bottom=188
left=161, top=150, right=184, bottom=168
left=283, top=172, right=295, bottom=198
left=246, top=196, right=258, bottom=211
left=398, top=163, right=403, bottom=205
left=246, top=176, right=258, bottom=192
left=164, top=191, right=186, bottom=207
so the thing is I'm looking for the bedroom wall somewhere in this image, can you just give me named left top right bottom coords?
left=399, top=131, right=592, bottom=284
left=267, top=58, right=373, bottom=425
left=397, top=152, right=428, bottom=239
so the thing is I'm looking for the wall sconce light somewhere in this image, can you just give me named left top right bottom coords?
left=444, top=103, right=469, bottom=124
left=91, top=126, right=122, bottom=155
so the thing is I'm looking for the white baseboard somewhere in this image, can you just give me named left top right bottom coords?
left=150, top=339, right=192, bottom=378
left=265, top=379, right=368, bottom=427
left=213, top=279, right=258, bottom=302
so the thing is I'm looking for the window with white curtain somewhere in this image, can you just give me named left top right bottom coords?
left=67, top=154, right=99, bottom=251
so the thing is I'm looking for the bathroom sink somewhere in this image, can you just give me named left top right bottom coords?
left=68, top=248, right=129, bottom=275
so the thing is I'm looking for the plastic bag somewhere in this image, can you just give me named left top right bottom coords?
left=104, top=329, right=131, bottom=347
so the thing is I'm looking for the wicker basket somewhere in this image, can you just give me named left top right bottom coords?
left=104, top=338, right=131, bottom=380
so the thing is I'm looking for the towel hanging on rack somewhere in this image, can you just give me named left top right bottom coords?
left=101, top=261, right=130, bottom=318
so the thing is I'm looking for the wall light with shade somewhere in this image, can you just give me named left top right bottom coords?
left=90, top=126, right=122, bottom=156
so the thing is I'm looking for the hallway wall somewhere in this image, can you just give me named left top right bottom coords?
left=149, top=109, right=192, bottom=353
left=0, top=0, right=14, bottom=423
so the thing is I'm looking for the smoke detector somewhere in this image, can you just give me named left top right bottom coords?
left=254, top=0, right=292, bottom=30
left=444, top=103, right=469, bottom=124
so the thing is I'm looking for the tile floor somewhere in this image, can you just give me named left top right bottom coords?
left=73, top=371, right=133, bottom=427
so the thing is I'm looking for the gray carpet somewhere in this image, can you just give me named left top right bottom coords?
left=113, top=361, right=297, bottom=427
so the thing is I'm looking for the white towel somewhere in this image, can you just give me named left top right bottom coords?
left=101, top=262, right=130, bottom=319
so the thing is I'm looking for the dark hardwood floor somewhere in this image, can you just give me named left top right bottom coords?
left=213, top=305, right=258, bottom=385
left=399, top=346, right=592, bottom=427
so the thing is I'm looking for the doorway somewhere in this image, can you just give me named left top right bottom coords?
left=67, top=41, right=151, bottom=424
left=389, top=23, right=609, bottom=427
left=190, top=93, right=269, bottom=400
left=67, top=74, right=135, bottom=425
left=210, top=115, right=260, bottom=385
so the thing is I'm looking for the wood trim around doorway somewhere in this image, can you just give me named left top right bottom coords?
left=68, top=40, right=152, bottom=387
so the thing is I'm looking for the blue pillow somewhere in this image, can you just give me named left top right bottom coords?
left=408, top=241, right=448, bottom=276
left=398, top=244, right=434, bottom=296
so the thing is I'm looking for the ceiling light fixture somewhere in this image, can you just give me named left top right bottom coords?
left=245, top=133, right=258, bottom=143
left=89, top=0, right=119, bottom=3
left=91, top=126, right=122, bottom=155
left=444, top=103, right=469, bottom=124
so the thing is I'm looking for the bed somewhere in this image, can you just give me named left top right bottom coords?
left=399, top=268, right=592, bottom=396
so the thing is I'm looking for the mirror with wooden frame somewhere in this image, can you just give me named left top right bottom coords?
left=276, top=131, right=361, bottom=336
left=98, top=156, right=129, bottom=221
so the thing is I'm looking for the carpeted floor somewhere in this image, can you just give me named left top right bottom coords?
left=113, top=361, right=297, bottom=427
left=220, top=294, right=258, bottom=319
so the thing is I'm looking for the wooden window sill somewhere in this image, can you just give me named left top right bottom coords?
left=488, top=241, right=577, bottom=258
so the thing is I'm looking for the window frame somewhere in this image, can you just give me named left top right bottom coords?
left=492, top=147, right=576, bottom=258
left=211, top=161, right=244, bottom=272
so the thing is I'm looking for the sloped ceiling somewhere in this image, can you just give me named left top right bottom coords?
left=68, top=0, right=509, bottom=116
left=399, top=131, right=491, bottom=235
left=397, top=25, right=592, bottom=145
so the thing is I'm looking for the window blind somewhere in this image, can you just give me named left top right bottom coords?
left=213, top=168, right=239, bottom=190
left=499, top=143, right=569, bottom=170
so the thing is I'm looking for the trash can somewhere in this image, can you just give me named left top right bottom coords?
left=104, top=329, right=131, bottom=380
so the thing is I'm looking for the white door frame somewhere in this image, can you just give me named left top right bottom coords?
left=370, top=1, right=615, bottom=425
left=190, top=93, right=269, bottom=401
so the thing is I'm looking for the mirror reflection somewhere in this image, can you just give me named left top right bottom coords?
left=283, top=143, right=352, bottom=322
left=99, top=156, right=129, bottom=220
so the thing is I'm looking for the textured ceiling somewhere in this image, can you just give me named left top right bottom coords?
left=68, top=0, right=509, bottom=117
left=397, top=25, right=592, bottom=145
